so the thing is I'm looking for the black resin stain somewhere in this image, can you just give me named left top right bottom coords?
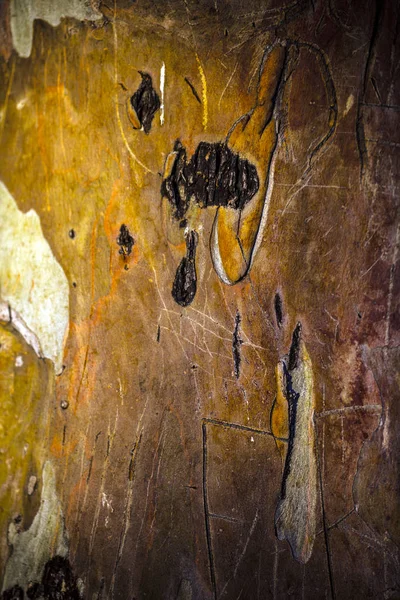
left=172, top=230, right=198, bottom=307
left=232, top=311, right=242, bottom=378
left=161, top=141, right=259, bottom=220
left=279, top=360, right=300, bottom=500
left=274, top=292, right=283, bottom=328
left=288, top=322, right=302, bottom=371
left=161, top=141, right=190, bottom=220
left=129, top=72, right=160, bottom=134
left=117, top=224, right=134, bottom=257
left=1, top=586, right=24, bottom=600
left=278, top=322, right=303, bottom=500
left=41, top=556, right=80, bottom=599
left=2, top=557, right=81, bottom=600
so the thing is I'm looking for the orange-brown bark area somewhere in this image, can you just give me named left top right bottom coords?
left=0, top=0, right=399, bottom=598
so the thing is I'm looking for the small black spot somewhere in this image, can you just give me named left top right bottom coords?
left=117, top=224, right=134, bottom=257
left=130, top=72, right=160, bottom=134
left=157, top=324, right=161, bottom=343
left=172, top=230, right=198, bottom=307
left=161, top=141, right=259, bottom=220
left=274, top=293, right=283, bottom=328
left=224, top=28, right=228, bottom=36
left=1, top=585, right=24, bottom=600
left=288, top=322, right=302, bottom=371
left=69, top=229, right=75, bottom=239
left=179, top=219, right=187, bottom=229
left=72, top=282, right=77, bottom=288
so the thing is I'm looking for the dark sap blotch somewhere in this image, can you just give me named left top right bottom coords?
left=232, top=311, right=242, bottom=379
left=278, top=321, right=303, bottom=501
left=161, top=141, right=259, bottom=220
left=1, top=586, right=24, bottom=600
left=130, top=72, right=160, bottom=134
left=1, top=556, right=82, bottom=600
left=288, top=321, right=302, bottom=371
left=41, top=556, right=81, bottom=599
left=172, top=230, right=198, bottom=307
left=117, top=224, right=134, bottom=256
left=274, top=292, right=283, bottom=328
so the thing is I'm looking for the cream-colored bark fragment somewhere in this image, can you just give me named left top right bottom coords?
left=2, top=461, right=69, bottom=592
left=275, top=341, right=317, bottom=564
left=0, top=181, right=69, bottom=373
left=10, top=0, right=102, bottom=58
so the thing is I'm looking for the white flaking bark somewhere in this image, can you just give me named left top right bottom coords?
left=0, top=181, right=69, bottom=373
left=10, top=0, right=102, bottom=58
left=2, top=461, right=69, bottom=592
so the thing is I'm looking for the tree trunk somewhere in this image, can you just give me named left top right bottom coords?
left=0, top=1, right=399, bottom=598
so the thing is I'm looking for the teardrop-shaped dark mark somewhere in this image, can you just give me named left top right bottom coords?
left=1, top=586, right=24, bottom=600
left=274, top=292, right=283, bottom=328
left=161, top=141, right=259, bottom=220
left=172, top=230, right=198, bottom=307
left=232, top=310, right=242, bottom=378
left=129, top=72, right=160, bottom=134
left=117, top=224, right=134, bottom=256
left=288, top=322, right=302, bottom=371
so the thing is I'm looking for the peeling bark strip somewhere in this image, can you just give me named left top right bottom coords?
left=127, top=72, right=160, bottom=134
left=210, top=42, right=292, bottom=286
left=232, top=311, right=242, bottom=378
left=117, top=224, right=134, bottom=256
left=171, top=230, right=198, bottom=307
left=274, top=324, right=317, bottom=564
left=161, top=141, right=259, bottom=220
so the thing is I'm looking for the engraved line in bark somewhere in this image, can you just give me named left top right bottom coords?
left=211, top=41, right=297, bottom=285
